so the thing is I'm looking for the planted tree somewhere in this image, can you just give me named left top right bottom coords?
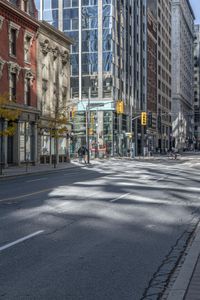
left=39, top=97, right=76, bottom=167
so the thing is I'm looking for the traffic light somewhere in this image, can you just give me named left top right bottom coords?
left=116, top=100, right=124, bottom=114
left=71, top=107, right=76, bottom=119
left=127, top=132, right=132, bottom=139
left=148, top=112, right=152, bottom=128
left=141, top=112, right=147, bottom=126
left=89, top=128, right=93, bottom=135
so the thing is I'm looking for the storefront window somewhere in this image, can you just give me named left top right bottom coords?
left=41, top=134, right=51, bottom=155
left=58, top=137, right=67, bottom=154
left=20, top=122, right=33, bottom=162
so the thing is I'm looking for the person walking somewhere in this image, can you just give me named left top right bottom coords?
left=82, top=146, right=88, bottom=164
left=78, top=147, right=83, bottom=163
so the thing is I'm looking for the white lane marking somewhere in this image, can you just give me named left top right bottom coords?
left=146, top=224, right=157, bottom=229
left=156, top=177, right=165, bottom=181
left=26, top=178, right=47, bottom=183
left=0, top=230, right=44, bottom=252
left=63, top=172, right=80, bottom=176
left=110, top=192, right=131, bottom=203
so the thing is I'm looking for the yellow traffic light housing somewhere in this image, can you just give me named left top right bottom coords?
left=89, top=128, right=93, bottom=135
left=141, top=112, right=147, bottom=126
left=116, top=100, right=124, bottom=114
left=71, top=107, right=76, bottom=119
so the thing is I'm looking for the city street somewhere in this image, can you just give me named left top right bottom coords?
left=0, top=157, right=200, bottom=299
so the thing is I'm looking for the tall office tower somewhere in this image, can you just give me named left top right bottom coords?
left=35, top=0, right=147, bottom=157
left=131, top=0, right=147, bottom=156
left=157, top=0, right=172, bottom=153
left=194, top=25, right=200, bottom=150
left=146, top=6, right=157, bottom=152
left=147, top=0, right=172, bottom=153
left=171, top=0, right=194, bottom=151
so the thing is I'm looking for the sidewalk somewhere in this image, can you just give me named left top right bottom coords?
left=1, top=155, right=200, bottom=179
left=0, top=161, right=82, bottom=178
left=167, top=223, right=200, bottom=300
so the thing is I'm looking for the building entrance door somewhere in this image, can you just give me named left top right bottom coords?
left=7, top=136, right=14, bottom=164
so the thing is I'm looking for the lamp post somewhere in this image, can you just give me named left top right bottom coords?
left=86, top=99, right=90, bottom=164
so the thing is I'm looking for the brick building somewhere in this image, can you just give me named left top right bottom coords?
left=0, top=0, right=72, bottom=168
left=0, top=0, right=39, bottom=166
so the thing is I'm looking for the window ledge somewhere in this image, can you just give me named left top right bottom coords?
left=24, top=60, right=31, bottom=65
left=9, top=53, right=17, bottom=59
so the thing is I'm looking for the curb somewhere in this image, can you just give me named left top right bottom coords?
left=167, top=222, right=200, bottom=300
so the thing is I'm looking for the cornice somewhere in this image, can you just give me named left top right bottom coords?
left=39, top=38, right=70, bottom=64
left=39, top=21, right=73, bottom=46
left=5, top=101, right=40, bottom=114
left=0, top=0, right=39, bottom=30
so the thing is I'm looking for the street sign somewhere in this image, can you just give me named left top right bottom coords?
left=89, top=103, right=104, bottom=108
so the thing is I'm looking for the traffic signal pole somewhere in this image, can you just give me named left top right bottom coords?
left=86, top=99, right=90, bottom=164
left=132, top=112, right=147, bottom=157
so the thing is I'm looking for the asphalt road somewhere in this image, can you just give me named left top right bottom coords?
left=0, top=158, right=200, bottom=300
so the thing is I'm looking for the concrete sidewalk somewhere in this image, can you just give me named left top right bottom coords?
left=0, top=161, right=82, bottom=178
left=1, top=155, right=200, bottom=179
left=167, top=223, right=200, bottom=300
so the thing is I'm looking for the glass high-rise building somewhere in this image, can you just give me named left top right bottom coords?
left=35, top=0, right=147, bottom=156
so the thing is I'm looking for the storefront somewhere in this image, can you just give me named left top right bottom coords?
left=72, top=101, right=114, bottom=158
left=39, top=123, right=71, bottom=164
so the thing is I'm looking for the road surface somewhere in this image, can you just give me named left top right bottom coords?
left=0, top=157, right=200, bottom=299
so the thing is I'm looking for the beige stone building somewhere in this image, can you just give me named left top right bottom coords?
left=172, top=0, right=195, bottom=151
left=37, top=21, right=72, bottom=164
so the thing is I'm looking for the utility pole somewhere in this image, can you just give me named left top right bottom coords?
left=86, top=97, right=91, bottom=164
left=132, top=115, right=141, bottom=157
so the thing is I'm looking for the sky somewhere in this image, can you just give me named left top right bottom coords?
left=190, top=0, right=200, bottom=23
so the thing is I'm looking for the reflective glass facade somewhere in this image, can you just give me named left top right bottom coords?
left=36, top=0, right=147, bottom=156
left=63, top=0, right=79, bottom=98
left=35, top=0, right=59, bottom=28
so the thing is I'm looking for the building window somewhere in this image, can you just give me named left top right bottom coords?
left=24, top=0, right=29, bottom=13
left=25, top=78, right=31, bottom=105
left=10, top=0, right=18, bottom=5
left=0, top=57, right=5, bottom=79
left=62, top=86, right=67, bottom=105
left=0, top=16, right=4, bottom=31
left=10, top=73, right=17, bottom=100
left=24, top=34, right=32, bottom=62
left=10, top=28, right=17, bottom=56
left=20, top=122, right=33, bottom=162
left=42, top=79, right=48, bottom=113
left=9, top=22, right=20, bottom=57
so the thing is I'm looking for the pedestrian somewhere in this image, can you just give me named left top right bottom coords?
left=78, top=146, right=83, bottom=163
left=82, top=146, right=88, bottom=164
